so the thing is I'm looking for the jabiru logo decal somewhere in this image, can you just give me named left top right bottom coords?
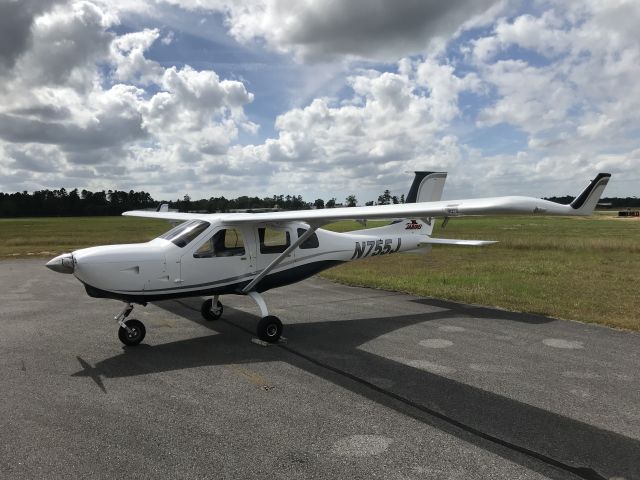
left=405, top=220, right=422, bottom=230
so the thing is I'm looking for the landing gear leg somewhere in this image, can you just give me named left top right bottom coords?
left=115, top=303, right=146, bottom=346
left=201, top=295, right=223, bottom=321
left=247, top=291, right=282, bottom=343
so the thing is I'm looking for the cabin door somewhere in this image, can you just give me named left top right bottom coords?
left=179, top=226, right=253, bottom=291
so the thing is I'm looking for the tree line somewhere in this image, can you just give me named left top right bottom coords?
left=0, top=188, right=356, bottom=217
left=0, top=187, right=637, bottom=217
left=545, top=196, right=640, bottom=209
left=0, top=189, right=156, bottom=217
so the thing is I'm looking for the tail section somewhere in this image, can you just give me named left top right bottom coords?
left=349, top=170, right=496, bottom=251
left=569, top=173, right=611, bottom=215
left=406, top=171, right=447, bottom=204
left=404, top=171, right=447, bottom=235
left=352, top=171, right=447, bottom=236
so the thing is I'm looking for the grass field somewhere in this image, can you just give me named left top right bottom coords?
left=1, top=214, right=638, bottom=330
left=0, top=217, right=168, bottom=257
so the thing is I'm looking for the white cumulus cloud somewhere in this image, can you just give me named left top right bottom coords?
left=1, top=0, right=639, bottom=200
left=160, top=0, right=502, bottom=61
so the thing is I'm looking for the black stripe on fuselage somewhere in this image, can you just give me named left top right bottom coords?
left=83, top=260, right=344, bottom=304
left=112, top=249, right=350, bottom=294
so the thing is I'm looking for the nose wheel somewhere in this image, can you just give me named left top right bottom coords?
left=118, top=319, right=146, bottom=346
left=114, top=303, right=146, bottom=346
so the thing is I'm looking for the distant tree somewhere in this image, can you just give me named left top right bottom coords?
left=365, top=201, right=374, bottom=206
left=290, top=194, right=306, bottom=210
left=400, top=193, right=405, bottom=203
left=208, top=196, right=229, bottom=212
left=177, top=194, right=192, bottom=212
left=377, top=189, right=392, bottom=205
left=326, top=198, right=336, bottom=208
left=235, top=196, right=251, bottom=209
left=345, top=194, right=357, bottom=207
left=314, top=198, right=325, bottom=209
left=392, top=195, right=399, bottom=204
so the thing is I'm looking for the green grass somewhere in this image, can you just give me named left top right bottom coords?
left=1, top=214, right=638, bottom=330
left=0, top=217, right=169, bottom=257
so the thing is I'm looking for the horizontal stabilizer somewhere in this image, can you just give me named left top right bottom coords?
left=423, top=238, right=496, bottom=246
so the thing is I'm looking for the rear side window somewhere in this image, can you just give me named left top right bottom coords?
left=194, top=228, right=246, bottom=258
left=297, top=228, right=319, bottom=249
left=259, top=227, right=290, bottom=254
left=159, top=220, right=210, bottom=248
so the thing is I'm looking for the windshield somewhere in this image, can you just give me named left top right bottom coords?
left=158, top=220, right=210, bottom=248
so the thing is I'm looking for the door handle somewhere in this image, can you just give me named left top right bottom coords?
left=240, top=257, right=247, bottom=260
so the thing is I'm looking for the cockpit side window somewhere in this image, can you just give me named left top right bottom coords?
left=258, top=227, right=291, bottom=254
left=194, top=228, right=246, bottom=258
left=159, top=220, right=210, bottom=248
left=297, top=228, right=319, bottom=249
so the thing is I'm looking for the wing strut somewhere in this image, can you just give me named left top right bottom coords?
left=241, top=225, right=320, bottom=293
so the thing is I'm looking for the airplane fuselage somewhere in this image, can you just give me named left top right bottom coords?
left=53, top=220, right=427, bottom=304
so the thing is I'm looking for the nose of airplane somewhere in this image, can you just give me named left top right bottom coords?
left=46, top=253, right=75, bottom=274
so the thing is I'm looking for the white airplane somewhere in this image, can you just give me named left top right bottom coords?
left=46, top=172, right=610, bottom=347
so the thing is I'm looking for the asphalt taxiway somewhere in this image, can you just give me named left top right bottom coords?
left=1, top=260, right=639, bottom=479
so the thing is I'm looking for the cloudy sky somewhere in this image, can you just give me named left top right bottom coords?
left=0, top=0, right=638, bottom=203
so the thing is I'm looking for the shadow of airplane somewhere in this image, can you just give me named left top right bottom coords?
left=73, top=297, right=638, bottom=480
left=409, top=297, right=559, bottom=324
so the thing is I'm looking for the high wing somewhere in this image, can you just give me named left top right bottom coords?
left=123, top=173, right=610, bottom=225
left=122, top=210, right=206, bottom=221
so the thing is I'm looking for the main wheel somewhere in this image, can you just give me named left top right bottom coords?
left=256, top=315, right=283, bottom=343
left=118, top=319, right=146, bottom=346
left=201, top=299, right=223, bottom=321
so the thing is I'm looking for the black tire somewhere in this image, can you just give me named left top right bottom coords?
left=257, top=315, right=283, bottom=343
left=118, top=319, right=146, bottom=346
left=201, top=299, right=223, bottom=321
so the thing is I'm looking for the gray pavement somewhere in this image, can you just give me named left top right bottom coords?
left=0, top=260, right=638, bottom=480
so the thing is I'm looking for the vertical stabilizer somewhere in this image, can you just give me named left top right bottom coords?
left=405, top=171, right=447, bottom=234
left=569, top=173, right=611, bottom=215
left=406, top=171, right=447, bottom=204
left=353, top=171, right=447, bottom=237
